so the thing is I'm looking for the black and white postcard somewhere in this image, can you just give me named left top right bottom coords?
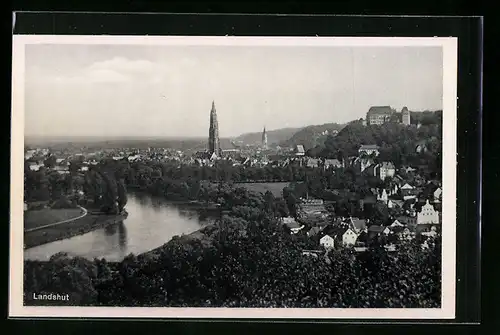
left=10, top=35, right=457, bottom=319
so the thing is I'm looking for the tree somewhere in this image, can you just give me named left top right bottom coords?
left=43, top=155, right=57, bottom=169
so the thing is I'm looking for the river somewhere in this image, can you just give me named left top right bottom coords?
left=24, top=193, right=212, bottom=262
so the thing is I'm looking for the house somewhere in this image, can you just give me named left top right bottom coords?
left=417, top=200, right=440, bottom=225
left=306, top=158, right=320, bottom=168
left=400, top=183, right=418, bottom=200
left=282, top=217, right=305, bottom=234
left=358, top=144, right=380, bottom=157
left=295, top=145, right=305, bottom=156
left=320, top=235, right=335, bottom=249
left=362, top=162, right=377, bottom=176
left=324, top=159, right=343, bottom=169
left=366, top=106, right=393, bottom=125
left=433, top=187, right=442, bottom=201
left=390, top=220, right=404, bottom=227
left=354, top=157, right=375, bottom=173
left=375, top=162, right=396, bottom=181
left=382, top=227, right=391, bottom=236
left=128, top=155, right=141, bottom=162
left=377, top=189, right=389, bottom=202
left=367, top=225, right=385, bottom=238
left=342, top=228, right=358, bottom=246
left=349, top=217, right=367, bottom=234
left=307, top=226, right=323, bottom=237
left=28, top=163, right=43, bottom=171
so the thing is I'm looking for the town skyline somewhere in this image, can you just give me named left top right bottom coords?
left=25, top=44, right=443, bottom=138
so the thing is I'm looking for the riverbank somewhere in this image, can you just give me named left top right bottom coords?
left=24, top=212, right=129, bottom=249
left=24, top=208, right=85, bottom=231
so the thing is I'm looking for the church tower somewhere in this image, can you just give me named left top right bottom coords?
left=402, top=106, right=411, bottom=125
left=208, top=101, right=220, bottom=156
left=262, top=126, right=268, bottom=150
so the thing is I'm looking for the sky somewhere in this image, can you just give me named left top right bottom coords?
left=24, top=43, right=443, bottom=138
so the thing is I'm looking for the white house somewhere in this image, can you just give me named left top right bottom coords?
left=390, top=220, right=404, bottom=227
left=387, top=199, right=396, bottom=208
left=320, top=235, right=335, bottom=249
left=417, top=200, right=440, bottom=225
left=375, top=162, right=396, bottom=181
left=342, top=228, right=358, bottom=246
left=383, top=227, right=391, bottom=235
left=377, top=189, right=388, bottom=202
left=282, top=217, right=305, bottom=234
left=433, top=187, right=442, bottom=202
left=401, top=183, right=414, bottom=194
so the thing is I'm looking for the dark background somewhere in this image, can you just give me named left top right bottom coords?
left=6, top=2, right=487, bottom=334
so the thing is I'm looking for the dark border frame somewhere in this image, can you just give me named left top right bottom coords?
left=9, top=12, right=482, bottom=326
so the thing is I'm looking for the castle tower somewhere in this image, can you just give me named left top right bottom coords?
left=402, top=106, right=411, bottom=125
left=208, top=101, right=220, bottom=156
left=262, top=126, right=268, bottom=150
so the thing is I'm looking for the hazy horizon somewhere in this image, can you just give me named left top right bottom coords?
left=25, top=43, right=443, bottom=138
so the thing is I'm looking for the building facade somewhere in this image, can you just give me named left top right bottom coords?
left=417, top=200, right=440, bottom=225
left=208, top=101, right=221, bottom=156
left=402, top=106, right=411, bottom=125
left=375, top=161, right=396, bottom=180
left=366, top=106, right=393, bottom=125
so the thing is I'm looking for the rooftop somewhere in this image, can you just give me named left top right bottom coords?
left=367, top=106, right=393, bottom=115
left=359, top=144, right=380, bottom=150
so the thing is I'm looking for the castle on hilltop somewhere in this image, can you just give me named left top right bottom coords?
left=365, top=106, right=411, bottom=126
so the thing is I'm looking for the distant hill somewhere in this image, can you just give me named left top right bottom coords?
left=233, top=127, right=303, bottom=146
left=281, top=123, right=346, bottom=150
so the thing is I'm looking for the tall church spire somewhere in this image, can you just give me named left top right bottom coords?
left=208, top=101, right=220, bottom=156
left=262, top=125, right=268, bottom=150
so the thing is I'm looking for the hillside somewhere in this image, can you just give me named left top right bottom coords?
left=233, top=127, right=302, bottom=146
left=281, top=123, right=346, bottom=150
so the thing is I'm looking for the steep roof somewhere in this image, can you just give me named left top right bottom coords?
left=359, top=144, right=380, bottom=151
left=368, top=225, right=385, bottom=233
left=350, top=218, right=367, bottom=231
left=367, top=106, right=393, bottom=115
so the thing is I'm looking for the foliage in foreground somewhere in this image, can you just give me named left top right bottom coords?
left=24, top=188, right=441, bottom=308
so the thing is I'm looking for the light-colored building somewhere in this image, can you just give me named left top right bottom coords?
left=402, top=107, right=411, bottom=125
left=366, top=106, right=393, bottom=125
left=320, top=235, right=335, bottom=249
left=358, top=144, right=380, bottom=157
left=377, top=188, right=388, bottom=202
left=433, top=187, right=442, bottom=202
left=342, top=228, right=358, bottom=246
left=295, top=145, right=305, bottom=156
left=417, top=200, right=440, bottom=225
left=375, top=162, right=396, bottom=181
left=324, top=158, right=343, bottom=169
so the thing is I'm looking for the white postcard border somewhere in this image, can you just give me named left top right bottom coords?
left=10, top=35, right=457, bottom=319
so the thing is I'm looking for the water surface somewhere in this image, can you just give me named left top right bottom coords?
left=24, top=193, right=209, bottom=262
